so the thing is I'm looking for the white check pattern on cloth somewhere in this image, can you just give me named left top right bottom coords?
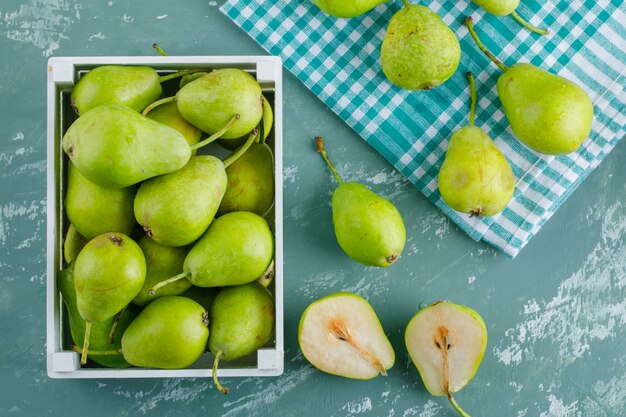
left=221, top=0, right=626, bottom=257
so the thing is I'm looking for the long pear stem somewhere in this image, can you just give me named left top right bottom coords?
left=72, top=345, right=123, bottom=356
left=189, top=114, right=241, bottom=151
left=510, top=11, right=549, bottom=36
left=149, top=271, right=188, bottom=296
left=213, top=350, right=229, bottom=394
left=402, top=0, right=410, bottom=8
left=467, top=72, right=477, bottom=126
left=152, top=43, right=168, bottom=56
left=158, top=69, right=204, bottom=83
left=464, top=17, right=509, bottom=73
left=315, top=137, right=343, bottom=185
left=108, top=306, right=127, bottom=344
left=448, top=395, right=472, bottom=417
left=142, top=96, right=176, bottom=116
left=223, top=128, right=259, bottom=168
left=81, top=321, right=91, bottom=365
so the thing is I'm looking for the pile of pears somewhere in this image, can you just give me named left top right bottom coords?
left=58, top=62, right=278, bottom=393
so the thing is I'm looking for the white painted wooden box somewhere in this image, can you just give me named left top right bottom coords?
left=46, top=56, right=284, bottom=378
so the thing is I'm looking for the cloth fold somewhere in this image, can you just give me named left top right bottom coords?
left=221, top=0, right=626, bottom=257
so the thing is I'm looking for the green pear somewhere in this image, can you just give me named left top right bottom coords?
left=58, top=265, right=139, bottom=368
left=209, top=283, right=274, bottom=393
left=62, top=104, right=191, bottom=188
left=132, top=236, right=192, bottom=307
left=311, top=0, right=388, bottom=18
left=466, top=18, right=594, bottom=155
left=121, top=296, right=209, bottom=369
left=180, top=72, right=209, bottom=88
left=180, top=286, right=220, bottom=313
left=134, top=155, right=227, bottom=247
left=73, top=232, right=146, bottom=364
left=219, top=95, right=273, bottom=150
left=63, top=224, right=88, bottom=264
left=145, top=68, right=263, bottom=139
left=405, top=301, right=488, bottom=417
left=315, top=137, right=406, bottom=267
left=438, top=73, right=515, bottom=216
left=217, top=142, right=275, bottom=216
left=148, top=211, right=274, bottom=294
left=70, top=65, right=196, bottom=116
left=381, top=1, right=460, bottom=90
left=65, top=162, right=136, bottom=239
left=299, top=292, right=395, bottom=379
left=471, top=0, right=548, bottom=35
left=146, top=101, right=202, bottom=153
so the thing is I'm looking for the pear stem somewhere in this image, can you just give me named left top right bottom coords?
left=315, top=137, right=343, bottom=185
left=152, top=43, right=168, bottom=56
left=223, top=128, right=258, bottom=168
left=448, top=395, right=472, bottom=417
left=108, top=306, right=127, bottom=344
left=510, top=10, right=549, bottom=36
left=467, top=72, right=477, bottom=126
left=402, top=0, right=410, bottom=8
left=72, top=345, right=123, bottom=356
left=81, top=321, right=91, bottom=365
left=213, top=350, right=229, bottom=394
left=158, top=69, right=204, bottom=84
left=149, top=271, right=188, bottom=296
left=190, top=114, right=241, bottom=151
left=142, top=96, right=176, bottom=117
left=464, top=17, right=509, bottom=73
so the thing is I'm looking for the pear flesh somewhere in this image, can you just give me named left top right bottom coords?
left=298, top=292, right=395, bottom=379
left=65, top=162, right=136, bottom=239
left=176, top=68, right=263, bottom=139
left=405, top=302, right=487, bottom=415
left=122, top=296, right=209, bottom=369
left=134, top=155, right=227, bottom=247
left=62, top=104, right=191, bottom=188
left=381, top=4, right=460, bottom=90
left=498, top=64, right=594, bottom=155
left=71, top=65, right=161, bottom=116
left=311, top=0, right=388, bottom=18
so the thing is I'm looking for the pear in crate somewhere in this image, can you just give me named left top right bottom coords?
left=58, top=265, right=139, bottom=368
left=132, top=236, right=191, bottom=307
left=381, top=1, right=460, bottom=90
left=149, top=211, right=274, bottom=294
left=471, top=0, right=548, bottom=35
left=62, top=104, right=191, bottom=188
left=466, top=18, right=593, bottom=155
left=146, top=101, right=202, bottom=153
left=405, top=301, right=487, bottom=417
left=315, top=137, right=405, bottom=267
left=438, top=73, right=515, bottom=216
left=63, top=224, right=88, bottom=264
left=134, top=155, right=227, bottom=247
left=299, top=292, right=395, bottom=379
left=71, top=65, right=195, bottom=115
left=73, top=232, right=146, bottom=364
left=312, top=0, right=388, bottom=18
left=209, top=283, right=275, bottom=393
left=144, top=68, right=262, bottom=140
left=121, top=296, right=209, bottom=369
left=65, top=162, right=136, bottom=239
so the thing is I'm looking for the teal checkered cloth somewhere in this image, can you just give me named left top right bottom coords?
left=221, top=0, right=626, bottom=257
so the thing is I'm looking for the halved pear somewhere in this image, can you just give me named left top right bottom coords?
left=298, top=292, right=395, bottom=379
left=405, top=301, right=487, bottom=416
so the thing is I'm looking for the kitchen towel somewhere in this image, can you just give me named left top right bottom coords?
left=220, top=0, right=626, bottom=257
